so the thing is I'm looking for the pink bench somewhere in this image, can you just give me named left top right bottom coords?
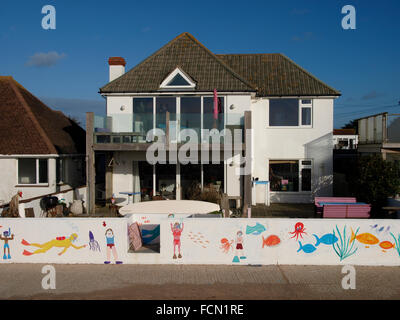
left=322, top=204, right=371, bottom=218
left=314, top=197, right=356, bottom=215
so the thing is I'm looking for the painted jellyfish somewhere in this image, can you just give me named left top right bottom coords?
left=88, top=231, right=101, bottom=252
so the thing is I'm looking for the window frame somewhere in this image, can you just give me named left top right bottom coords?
left=267, top=98, right=313, bottom=128
left=159, top=68, right=196, bottom=90
left=17, top=158, right=49, bottom=186
left=268, top=159, right=312, bottom=193
left=300, top=99, right=313, bottom=128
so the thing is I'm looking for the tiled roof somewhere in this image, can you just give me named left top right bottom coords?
left=0, top=76, right=85, bottom=155
left=333, top=129, right=356, bottom=135
left=218, top=53, right=340, bottom=96
left=100, top=32, right=340, bottom=97
left=100, top=33, right=256, bottom=94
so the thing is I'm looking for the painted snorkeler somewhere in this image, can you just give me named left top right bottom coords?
left=21, top=233, right=86, bottom=256
left=0, top=228, right=14, bottom=260
left=171, top=222, right=184, bottom=259
left=104, top=228, right=123, bottom=264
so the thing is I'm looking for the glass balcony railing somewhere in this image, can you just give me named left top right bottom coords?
left=93, top=113, right=244, bottom=145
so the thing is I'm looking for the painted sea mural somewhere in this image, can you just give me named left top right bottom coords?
left=1, top=217, right=400, bottom=266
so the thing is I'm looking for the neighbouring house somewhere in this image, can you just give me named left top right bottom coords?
left=86, top=32, right=340, bottom=213
left=333, top=128, right=358, bottom=150
left=0, top=76, right=86, bottom=208
left=357, top=112, right=400, bottom=162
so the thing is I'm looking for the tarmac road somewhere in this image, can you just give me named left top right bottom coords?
left=0, top=264, right=399, bottom=300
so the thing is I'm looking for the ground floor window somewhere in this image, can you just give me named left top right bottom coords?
left=134, top=161, right=224, bottom=201
left=18, top=158, right=48, bottom=185
left=269, top=160, right=312, bottom=192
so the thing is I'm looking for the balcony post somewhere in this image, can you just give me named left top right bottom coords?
left=86, top=112, right=95, bottom=215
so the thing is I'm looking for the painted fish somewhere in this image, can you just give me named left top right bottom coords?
left=246, top=222, right=266, bottom=235
left=351, top=228, right=379, bottom=245
left=370, top=224, right=378, bottom=229
left=378, top=227, right=384, bottom=232
left=297, top=242, right=317, bottom=254
left=313, top=233, right=338, bottom=246
left=262, top=235, right=281, bottom=248
left=379, top=241, right=395, bottom=250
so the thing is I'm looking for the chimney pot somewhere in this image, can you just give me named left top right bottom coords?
left=108, top=57, right=126, bottom=82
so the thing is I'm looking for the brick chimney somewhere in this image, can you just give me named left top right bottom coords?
left=108, top=57, right=126, bottom=82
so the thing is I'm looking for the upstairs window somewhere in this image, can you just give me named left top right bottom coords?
left=300, top=99, right=312, bottom=126
left=159, top=67, right=196, bottom=90
left=269, top=98, right=313, bottom=127
left=269, top=99, right=298, bottom=126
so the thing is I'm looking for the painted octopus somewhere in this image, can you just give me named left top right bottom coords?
left=289, top=222, right=307, bottom=241
left=220, top=238, right=234, bottom=253
left=88, top=231, right=101, bottom=252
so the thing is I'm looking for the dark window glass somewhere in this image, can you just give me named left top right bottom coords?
left=301, top=168, right=311, bottom=191
left=181, top=97, right=201, bottom=142
left=39, top=159, right=48, bottom=183
left=269, top=99, right=299, bottom=126
left=301, top=99, right=312, bottom=104
left=203, top=163, right=224, bottom=192
left=302, top=107, right=311, bottom=125
left=18, top=158, right=36, bottom=184
left=133, top=98, right=153, bottom=137
left=167, top=73, right=190, bottom=86
left=269, top=161, right=299, bottom=192
left=203, top=97, right=224, bottom=132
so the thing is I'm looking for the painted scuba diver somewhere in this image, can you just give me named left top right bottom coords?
left=104, top=228, right=123, bottom=264
left=21, top=233, right=86, bottom=256
left=0, top=228, right=14, bottom=260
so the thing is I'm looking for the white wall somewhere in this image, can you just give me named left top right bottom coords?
left=2, top=217, right=400, bottom=266
left=0, top=218, right=127, bottom=264
left=0, top=158, right=57, bottom=204
left=106, top=96, right=133, bottom=132
left=252, top=98, right=334, bottom=203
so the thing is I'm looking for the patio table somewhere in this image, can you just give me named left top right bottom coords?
left=119, top=192, right=141, bottom=204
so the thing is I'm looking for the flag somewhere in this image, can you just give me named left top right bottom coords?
left=213, top=88, right=218, bottom=120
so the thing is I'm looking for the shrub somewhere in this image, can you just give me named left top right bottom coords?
left=349, top=154, right=400, bottom=216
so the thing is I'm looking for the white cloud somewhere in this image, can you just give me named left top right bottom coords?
left=26, top=51, right=66, bottom=67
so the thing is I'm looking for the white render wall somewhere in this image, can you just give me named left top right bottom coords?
left=104, top=95, right=334, bottom=204
left=252, top=98, right=334, bottom=203
left=0, top=157, right=84, bottom=207
left=0, top=158, right=57, bottom=204
left=2, top=217, right=400, bottom=266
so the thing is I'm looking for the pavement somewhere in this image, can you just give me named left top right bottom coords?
left=0, top=263, right=399, bottom=300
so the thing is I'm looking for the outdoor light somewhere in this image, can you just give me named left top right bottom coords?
left=120, top=105, right=126, bottom=111
left=230, top=104, right=235, bottom=110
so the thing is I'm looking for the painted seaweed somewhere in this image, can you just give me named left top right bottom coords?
left=390, top=233, right=400, bottom=257
left=332, top=225, right=359, bottom=261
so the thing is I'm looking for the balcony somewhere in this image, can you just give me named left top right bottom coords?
left=89, top=112, right=248, bottom=151
left=358, top=113, right=400, bottom=146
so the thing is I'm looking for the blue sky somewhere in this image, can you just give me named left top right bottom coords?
left=1, top=0, right=399, bottom=127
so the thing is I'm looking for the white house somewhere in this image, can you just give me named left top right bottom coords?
left=333, top=129, right=358, bottom=150
left=86, top=32, right=340, bottom=212
left=0, top=76, right=86, bottom=208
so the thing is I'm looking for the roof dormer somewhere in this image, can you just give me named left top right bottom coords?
left=159, top=67, right=196, bottom=90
